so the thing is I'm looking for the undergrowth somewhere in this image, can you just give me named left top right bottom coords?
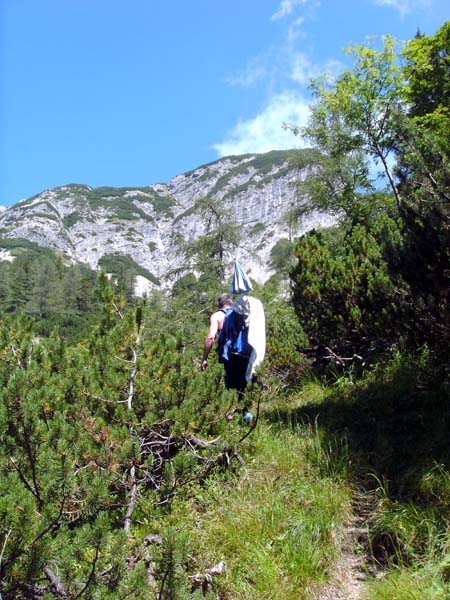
left=264, top=350, right=450, bottom=599
left=130, top=348, right=449, bottom=599
left=156, top=424, right=352, bottom=599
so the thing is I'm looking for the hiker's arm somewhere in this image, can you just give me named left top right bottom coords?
left=201, top=314, right=220, bottom=370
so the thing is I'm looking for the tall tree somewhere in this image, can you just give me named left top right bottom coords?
left=297, top=35, right=406, bottom=213
left=25, top=258, right=65, bottom=322
left=4, top=254, right=34, bottom=313
left=396, top=22, right=450, bottom=211
left=288, top=26, right=450, bottom=360
left=180, top=196, right=241, bottom=286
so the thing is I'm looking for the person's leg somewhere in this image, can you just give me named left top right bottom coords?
left=225, top=355, right=253, bottom=423
left=225, top=354, right=248, bottom=392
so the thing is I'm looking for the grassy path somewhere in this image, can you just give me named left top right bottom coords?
left=311, top=489, right=379, bottom=600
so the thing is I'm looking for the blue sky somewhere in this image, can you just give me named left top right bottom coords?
left=1, top=0, right=449, bottom=207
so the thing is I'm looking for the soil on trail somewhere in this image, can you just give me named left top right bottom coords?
left=311, top=488, right=381, bottom=600
left=310, top=528, right=367, bottom=600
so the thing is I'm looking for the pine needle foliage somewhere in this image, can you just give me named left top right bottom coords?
left=0, top=278, right=252, bottom=598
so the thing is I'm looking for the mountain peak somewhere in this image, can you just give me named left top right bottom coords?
left=0, top=150, right=335, bottom=292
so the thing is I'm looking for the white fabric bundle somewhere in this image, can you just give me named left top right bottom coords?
left=231, top=295, right=266, bottom=381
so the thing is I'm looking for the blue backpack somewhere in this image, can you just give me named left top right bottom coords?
left=217, top=308, right=252, bottom=362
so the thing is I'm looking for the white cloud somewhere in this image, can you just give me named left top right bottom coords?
left=271, top=0, right=308, bottom=20
left=224, top=0, right=325, bottom=90
left=289, top=52, right=316, bottom=84
left=287, top=16, right=306, bottom=42
left=289, top=53, right=343, bottom=85
left=215, top=0, right=348, bottom=158
left=224, top=57, right=267, bottom=87
left=212, top=92, right=310, bottom=157
left=372, top=0, right=410, bottom=16
left=371, top=0, right=431, bottom=17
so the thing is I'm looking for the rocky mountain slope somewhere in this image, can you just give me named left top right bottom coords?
left=0, top=150, right=335, bottom=293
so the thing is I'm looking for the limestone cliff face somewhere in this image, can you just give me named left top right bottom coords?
left=0, top=150, right=335, bottom=291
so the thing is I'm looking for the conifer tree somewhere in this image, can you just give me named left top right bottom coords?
left=180, top=196, right=241, bottom=289
left=4, top=254, right=34, bottom=313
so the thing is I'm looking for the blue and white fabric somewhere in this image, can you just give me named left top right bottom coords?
left=230, top=259, right=252, bottom=294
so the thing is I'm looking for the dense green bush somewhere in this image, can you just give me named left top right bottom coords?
left=0, top=281, right=249, bottom=598
left=290, top=211, right=411, bottom=358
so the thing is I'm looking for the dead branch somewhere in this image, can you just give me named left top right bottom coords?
left=123, top=326, right=142, bottom=533
left=189, top=560, right=226, bottom=595
left=9, top=344, right=22, bottom=368
left=126, top=333, right=141, bottom=411
left=124, top=465, right=137, bottom=534
left=297, top=344, right=364, bottom=368
left=182, top=434, right=221, bottom=449
left=83, top=391, right=116, bottom=404
left=43, top=566, right=68, bottom=598
left=323, top=345, right=364, bottom=366
left=0, top=528, right=12, bottom=581
left=112, top=301, right=124, bottom=320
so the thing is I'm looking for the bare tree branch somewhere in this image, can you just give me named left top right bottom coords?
left=9, top=344, right=22, bottom=368
left=123, top=322, right=143, bottom=533
left=124, top=465, right=137, bottom=534
left=43, top=567, right=68, bottom=598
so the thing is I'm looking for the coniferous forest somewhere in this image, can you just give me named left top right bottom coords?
left=1, top=24, right=449, bottom=599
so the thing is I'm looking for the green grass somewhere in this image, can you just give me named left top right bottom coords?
left=98, top=253, right=160, bottom=285
left=64, top=187, right=167, bottom=222
left=166, top=424, right=352, bottom=599
left=86, top=354, right=450, bottom=600
left=362, top=567, right=450, bottom=599
left=181, top=149, right=303, bottom=200
left=248, top=223, right=267, bottom=236
left=32, top=211, right=59, bottom=222
left=63, top=212, right=81, bottom=228
left=124, top=229, right=142, bottom=241
left=172, top=203, right=198, bottom=224
left=264, top=352, right=450, bottom=599
left=0, top=238, right=62, bottom=259
left=210, top=150, right=298, bottom=199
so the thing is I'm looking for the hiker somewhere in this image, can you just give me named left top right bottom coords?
left=201, top=292, right=265, bottom=423
left=200, top=293, right=233, bottom=372
left=201, top=292, right=252, bottom=403
left=200, top=293, right=252, bottom=422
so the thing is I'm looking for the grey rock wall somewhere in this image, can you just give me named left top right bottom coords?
left=0, top=150, right=336, bottom=292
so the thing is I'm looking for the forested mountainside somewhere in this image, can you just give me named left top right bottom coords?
left=0, top=149, right=334, bottom=293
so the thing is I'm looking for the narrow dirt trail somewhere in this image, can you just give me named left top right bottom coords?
left=311, top=488, right=380, bottom=600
